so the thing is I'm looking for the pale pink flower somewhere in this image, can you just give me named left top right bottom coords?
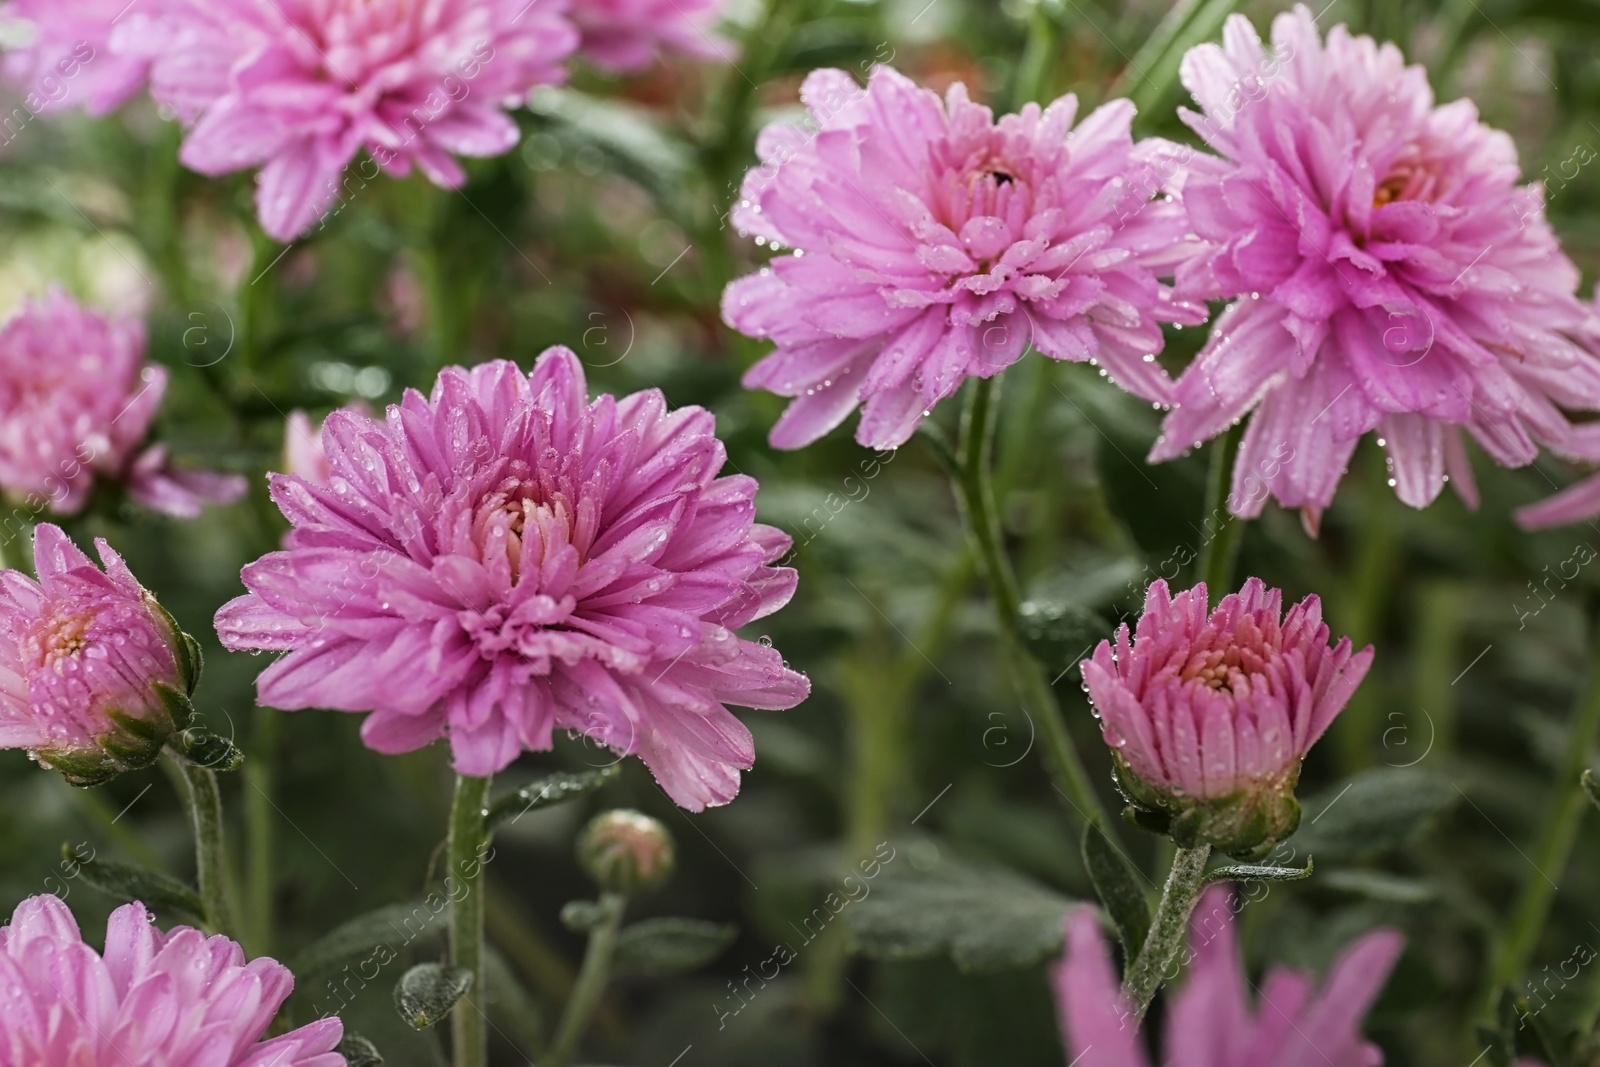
left=1081, top=578, right=1371, bottom=853
left=723, top=65, right=1202, bottom=450
left=0, top=0, right=150, bottom=115
left=130, top=0, right=579, bottom=241
left=1154, top=6, right=1600, bottom=533
left=569, top=0, right=732, bottom=72
left=0, top=894, right=343, bottom=1066
left=216, top=349, right=808, bottom=811
left=0, top=524, right=196, bottom=786
left=282, top=403, right=373, bottom=487
left=1054, top=887, right=1401, bottom=1066
left=0, top=289, right=245, bottom=518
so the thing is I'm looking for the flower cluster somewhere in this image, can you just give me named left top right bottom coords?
left=216, top=349, right=808, bottom=810
left=0, top=289, right=245, bottom=519
left=0, top=894, right=343, bottom=1067
left=0, top=0, right=733, bottom=240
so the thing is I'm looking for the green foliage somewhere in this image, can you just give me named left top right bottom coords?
left=393, top=963, right=474, bottom=1030
left=612, top=918, right=738, bottom=976
left=66, top=844, right=202, bottom=920
left=1080, top=823, right=1150, bottom=958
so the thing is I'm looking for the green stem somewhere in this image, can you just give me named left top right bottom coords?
left=1008, top=3, right=1056, bottom=111
left=1121, top=844, right=1211, bottom=1018
left=1196, top=423, right=1244, bottom=594
left=1479, top=617, right=1600, bottom=1017
left=542, top=891, right=626, bottom=1067
left=163, top=751, right=238, bottom=940
left=955, top=377, right=1111, bottom=833
left=448, top=774, right=493, bottom=1067
left=1126, top=0, right=1243, bottom=117
left=243, top=709, right=280, bottom=956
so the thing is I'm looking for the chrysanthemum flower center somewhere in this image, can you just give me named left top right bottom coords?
left=501, top=495, right=576, bottom=583
left=30, top=610, right=91, bottom=673
left=1373, top=154, right=1441, bottom=207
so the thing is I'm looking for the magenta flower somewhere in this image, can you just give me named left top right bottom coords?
left=130, top=0, right=579, bottom=241
left=1153, top=6, right=1600, bottom=532
left=216, top=348, right=808, bottom=810
left=0, top=524, right=199, bottom=786
left=0, top=289, right=245, bottom=519
left=722, top=65, right=1202, bottom=451
left=569, top=0, right=732, bottom=72
left=0, top=0, right=150, bottom=115
left=0, top=894, right=343, bottom=1066
left=1054, top=887, right=1401, bottom=1066
left=1081, top=578, right=1371, bottom=853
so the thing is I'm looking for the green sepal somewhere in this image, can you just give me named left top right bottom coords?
left=1112, top=752, right=1302, bottom=856
left=149, top=682, right=197, bottom=733
left=147, top=598, right=202, bottom=696
left=561, top=899, right=606, bottom=932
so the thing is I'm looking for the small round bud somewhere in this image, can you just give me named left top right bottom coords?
left=577, top=809, right=674, bottom=894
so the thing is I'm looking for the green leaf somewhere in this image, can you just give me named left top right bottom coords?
left=1080, top=823, right=1150, bottom=958
left=1208, top=857, right=1314, bottom=883
left=171, top=727, right=244, bottom=773
left=613, top=918, right=737, bottom=976
left=67, top=845, right=203, bottom=919
left=292, top=902, right=445, bottom=979
left=846, top=853, right=1074, bottom=972
left=1285, top=768, right=1457, bottom=862
left=560, top=899, right=607, bottom=933
left=393, top=963, right=473, bottom=1030
left=334, top=1033, right=383, bottom=1067
left=1017, top=600, right=1111, bottom=679
left=486, top=765, right=620, bottom=832
left=1582, top=767, right=1600, bottom=812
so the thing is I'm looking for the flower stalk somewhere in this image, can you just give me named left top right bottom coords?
left=543, top=891, right=626, bottom=1067
left=163, top=749, right=238, bottom=940
left=956, top=376, right=1111, bottom=832
left=448, top=774, right=492, bottom=1067
left=1120, top=843, right=1211, bottom=1018
left=1196, top=423, right=1244, bottom=594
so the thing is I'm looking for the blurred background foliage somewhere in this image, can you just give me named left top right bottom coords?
left=5, top=0, right=1600, bottom=1062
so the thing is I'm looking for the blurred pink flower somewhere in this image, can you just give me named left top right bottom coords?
left=1054, top=887, right=1402, bottom=1066
left=0, top=524, right=193, bottom=785
left=216, top=348, right=808, bottom=810
left=0, top=0, right=150, bottom=115
left=1155, top=6, right=1600, bottom=532
left=569, top=0, right=732, bottom=72
left=723, top=65, right=1202, bottom=450
left=1081, top=578, right=1371, bottom=852
left=0, top=289, right=245, bottom=518
left=0, top=894, right=342, bottom=1066
left=282, top=403, right=373, bottom=487
left=130, top=0, right=579, bottom=241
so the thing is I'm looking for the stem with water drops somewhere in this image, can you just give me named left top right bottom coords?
left=162, top=749, right=239, bottom=940
left=448, top=774, right=492, bottom=1067
left=1120, top=843, right=1211, bottom=1018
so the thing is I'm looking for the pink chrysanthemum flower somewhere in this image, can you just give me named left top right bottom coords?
left=0, top=524, right=199, bottom=786
left=129, top=0, right=579, bottom=241
left=0, top=289, right=245, bottom=518
left=1081, top=578, right=1371, bottom=853
left=0, top=0, right=151, bottom=115
left=1054, top=887, right=1401, bottom=1066
left=569, top=0, right=732, bottom=72
left=722, top=65, right=1202, bottom=450
left=1153, top=6, right=1600, bottom=533
left=216, top=348, right=808, bottom=810
left=0, top=894, right=343, bottom=1066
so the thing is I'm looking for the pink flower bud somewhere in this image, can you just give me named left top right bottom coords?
left=1081, top=578, right=1373, bottom=854
left=0, top=524, right=197, bottom=785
